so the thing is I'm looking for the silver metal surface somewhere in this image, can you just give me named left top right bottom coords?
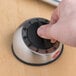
left=41, top=0, right=62, bottom=6
left=12, top=26, right=63, bottom=65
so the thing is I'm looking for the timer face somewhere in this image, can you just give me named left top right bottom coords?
left=22, top=18, right=60, bottom=54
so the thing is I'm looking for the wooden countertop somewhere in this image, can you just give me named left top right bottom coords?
left=0, top=0, right=76, bottom=76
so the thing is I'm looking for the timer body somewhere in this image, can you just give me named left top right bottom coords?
left=12, top=18, right=64, bottom=66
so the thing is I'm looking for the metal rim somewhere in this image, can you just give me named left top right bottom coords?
left=12, top=45, right=64, bottom=66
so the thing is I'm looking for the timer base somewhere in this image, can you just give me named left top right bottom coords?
left=12, top=18, right=64, bottom=66
left=12, top=45, right=64, bottom=66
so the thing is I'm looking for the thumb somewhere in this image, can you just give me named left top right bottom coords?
left=37, top=21, right=70, bottom=46
left=37, top=24, right=55, bottom=39
left=37, top=8, right=60, bottom=40
left=37, top=22, right=62, bottom=41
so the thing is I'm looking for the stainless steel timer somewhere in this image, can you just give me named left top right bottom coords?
left=12, top=18, right=64, bottom=66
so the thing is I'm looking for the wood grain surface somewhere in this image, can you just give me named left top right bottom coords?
left=0, top=0, right=76, bottom=76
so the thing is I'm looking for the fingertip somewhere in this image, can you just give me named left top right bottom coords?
left=37, top=25, right=46, bottom=38
left=37, top=24, right=53, bottom=39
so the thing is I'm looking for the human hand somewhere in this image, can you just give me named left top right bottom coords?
left=37, top=0, right=76, bottom=47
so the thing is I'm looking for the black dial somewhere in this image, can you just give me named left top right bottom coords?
left=22, top=18, right=59, bottom=54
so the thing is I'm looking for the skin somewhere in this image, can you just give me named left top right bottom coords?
left=37, top=0, right=76, bottom=47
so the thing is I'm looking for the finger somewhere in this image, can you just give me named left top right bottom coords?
left=37, top=24, right=54, bottom=39
left=37, top=20, right=63, bottom=42
left=51, top=8, right=60, bottom=24
left=37, top=7, right=60, bottom=40
left=50, top=39, right=57, bottom=43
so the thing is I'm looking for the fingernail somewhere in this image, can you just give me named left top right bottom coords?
left=51, top=39, right=57, bottom=43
